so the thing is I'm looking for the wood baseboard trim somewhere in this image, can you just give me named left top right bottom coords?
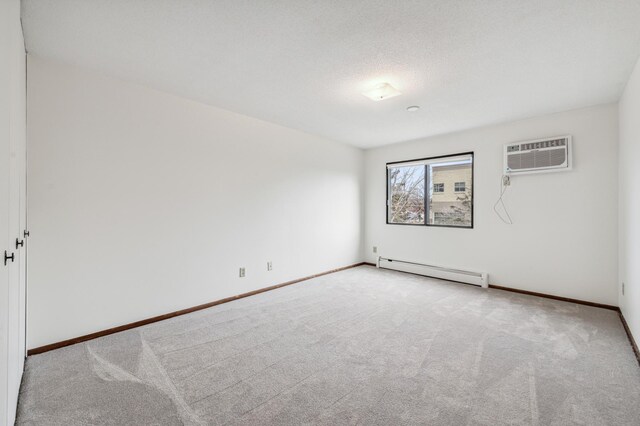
left=619, top=311, right=640, bottom=366
left=27, top=262, right=368, bottom=356
left=488, top=284, right=618, bottom=311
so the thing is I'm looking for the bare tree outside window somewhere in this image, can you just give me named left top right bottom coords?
left=388, top=165, right=425, bottom=224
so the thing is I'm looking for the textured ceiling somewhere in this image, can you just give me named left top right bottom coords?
left=21, top=0, right=640, bottom=148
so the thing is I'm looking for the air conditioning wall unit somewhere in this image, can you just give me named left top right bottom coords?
left=504, top=135, right=572, bottom=175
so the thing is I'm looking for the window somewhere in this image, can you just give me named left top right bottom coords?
left=387, top=164, right=425, bottom=224
left=387, top=152, right=473, bottom=228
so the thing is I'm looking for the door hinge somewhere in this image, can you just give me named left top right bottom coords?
left=24, top=230, right=30, bottom=238
left=16, top=238, right=24, bottom=249
left=4, top=250, right=15, bottom=266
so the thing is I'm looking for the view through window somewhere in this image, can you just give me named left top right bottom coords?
left=387, top=164, right=425, bottom=224
left=387, top=153, right=473, bottom=228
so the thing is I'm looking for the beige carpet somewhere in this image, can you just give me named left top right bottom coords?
left=16, top=266, right=640, bottom=425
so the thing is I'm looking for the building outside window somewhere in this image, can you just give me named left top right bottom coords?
left=387, top=153, right=473, bottom=228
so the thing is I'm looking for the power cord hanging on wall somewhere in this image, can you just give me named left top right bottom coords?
left=493, top=175, right=513, bottom=224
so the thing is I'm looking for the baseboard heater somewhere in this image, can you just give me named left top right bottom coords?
left=376, top=256, right=489, bottom=288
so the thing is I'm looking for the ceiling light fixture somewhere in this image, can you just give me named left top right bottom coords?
left=362, top=83, right=402, bottom=101
left=406, top=105, right=420, bottom=112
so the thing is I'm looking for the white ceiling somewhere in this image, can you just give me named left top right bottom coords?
left=21, top=0, right=640, bottom=148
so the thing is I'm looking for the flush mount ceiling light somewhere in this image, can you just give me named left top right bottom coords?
left=406, top=105, right=420, bottom=112
left=362, top=83, right=402, bottom=101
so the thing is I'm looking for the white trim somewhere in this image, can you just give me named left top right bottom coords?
left=377, top=256, right=488, bottom=288
left=387, top=154, right=472, bottom=169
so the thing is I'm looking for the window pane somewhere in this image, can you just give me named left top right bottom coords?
left=388, top=165, right=425, bottom=224
left=428, top=157, right=472, bottom=227
left=386, top=153, right=473, bottom=228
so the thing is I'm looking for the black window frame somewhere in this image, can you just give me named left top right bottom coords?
left=386, top=151, right=474, bottom=229
left=454, top=182, right=466, bottom=192
left=433, top=183, right=445, bottom=193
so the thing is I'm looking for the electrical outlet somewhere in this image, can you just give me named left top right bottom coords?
left=622, top=282, right=625, bottom=295
left=373, top=246, right=377, bottom=253
left=239, top=267, right=245, bottom=278
left=267, top=261, right=272, bottom=271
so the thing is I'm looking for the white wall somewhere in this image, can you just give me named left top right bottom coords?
left=365, top=104, right=619, bottom=305
left=27, top=56, right=363, bottom=349
left=619, top=56, right=640, bottom=344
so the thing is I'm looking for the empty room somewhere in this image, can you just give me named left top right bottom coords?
left=2, top=0, right=640, bottom=425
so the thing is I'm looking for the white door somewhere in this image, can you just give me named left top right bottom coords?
left=17, top=52, right=27, bottom=383
left=6, top=103, right=20, bottom=426
left=1, top=0, right=27, bottom=424
left=0, top=0, right=13, bottom=422
left=7, top=3, right=26, bottom=421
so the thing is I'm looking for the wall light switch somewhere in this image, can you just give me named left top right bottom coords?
left=373, top=246, right=377, bottom=253
left=239, top=267, right=245, bottom=278
left=267, top=262, right=272, bottom=271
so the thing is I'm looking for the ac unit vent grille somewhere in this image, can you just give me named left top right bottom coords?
left=504, top=135, right=571, bottom=175
left=520, top=138, right=567, bottom=151
left=547, top=148, right=567, bottom=167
